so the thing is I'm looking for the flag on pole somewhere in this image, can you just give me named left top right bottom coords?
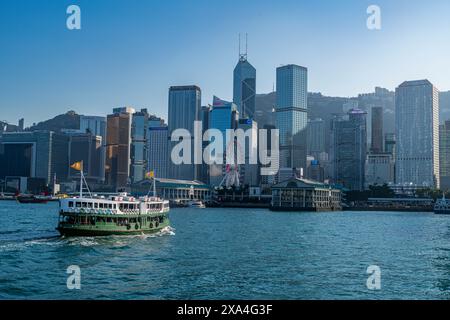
left=146, top=171, right=155, bottom=179
left=70, top=161, right=83, bottom=171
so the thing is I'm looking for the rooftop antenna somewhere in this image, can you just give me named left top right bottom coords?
left=238, top=33, right=248, bottom=62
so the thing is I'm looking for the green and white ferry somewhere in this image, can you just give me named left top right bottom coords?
left=57, top=167, right=170, bottom=237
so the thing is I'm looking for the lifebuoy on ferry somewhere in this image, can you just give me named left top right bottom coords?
left=149, top=223, right=153, bottom=228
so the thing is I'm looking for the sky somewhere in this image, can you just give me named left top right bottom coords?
left=1, top=0, right=450, bottom=126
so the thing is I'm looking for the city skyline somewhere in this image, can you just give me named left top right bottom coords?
left=2, top=0, right=450, bottom=126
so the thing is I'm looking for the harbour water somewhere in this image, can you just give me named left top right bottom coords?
left=1, top=201, right=450, bottom=300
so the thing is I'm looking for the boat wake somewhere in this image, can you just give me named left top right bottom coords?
left=0, top=226, right=176, bottom=251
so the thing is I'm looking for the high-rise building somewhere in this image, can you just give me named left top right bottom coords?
left=168, top=85, right=201, bottom=181
left=198, top=105, right=211, bottom=184
left=371, top=106, right=383, bottom=153
left=237, top=118, right=259, bottom=187
left=147, top=125, right=169, bottom=180
left=208, top=96, right=239, bottom=187
left=131, top=109, right=149, bottom=183
left=395, top=80, right=440, bottom=188
left=307, top=118, right=326, bottom=158
left=68, top=133, right=103, bottom=182
left=275, top=64, right=308, bottom=172
left=79, top=115, right=106, bottom=181
left=233, top=49, right=256, bottom=119
left=0, top=131, right=69, bottom=184
left=105, top=107, right=135, bottom=190
left=330, top=109, right=367, bottom=191
left=440, top=121, right=450, bottom=190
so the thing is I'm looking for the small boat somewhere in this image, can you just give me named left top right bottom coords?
left=188, top=200, right=206, bottom=209
left=434, top=194, right=450, bottom=215
left=17, top=194, right=49, bottom=204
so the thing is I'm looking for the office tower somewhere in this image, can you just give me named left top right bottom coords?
left=0, top=131, right=69, bottom=184
left=440, top=121, right=450, bottom=190
left=105, top=107, right=135, bottom=190
left=68, top=133, right=103, bottom=182
left=197, top=105, right=211, bottom=184
left=147, top=125, right=169, bottom=179
left=358, top=87, right=395, bottom=144
left=260, top=124, right=278, bottom=186
left=330, top=109, right=367, bottom=191
left=307, top=118, right=326, bottom=158
left=384, top=133, right=396, bottom=155
left=371, top=106, right=383, bottom=153
left=237, top=118, right=259, bottom=187
left=79, top=115, right=107, bottom=181
left=233, top=39, right=256, bottom=119
left=131, top=109, right=149, bottom=183
left=168, top=85, right=201, bottom=181
left=208, top=96, right=239, bottom=187
left=395, top=80, right=440, bottom=188
left=275, top=64, right=308, bottom=172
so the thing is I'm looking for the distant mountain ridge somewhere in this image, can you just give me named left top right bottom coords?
left=26, top=111, right=80, bottom=133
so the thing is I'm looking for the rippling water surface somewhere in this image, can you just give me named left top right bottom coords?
left=0, top=201, right=450, bottom=299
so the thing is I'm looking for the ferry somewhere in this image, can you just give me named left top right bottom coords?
left=434, top=194, right=450, bottom=215
left=57, top=162, right=170, bottom=236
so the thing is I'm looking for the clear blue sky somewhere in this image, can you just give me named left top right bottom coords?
left=1, top=0, right=450, bottom=126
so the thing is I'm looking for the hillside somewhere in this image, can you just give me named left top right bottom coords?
left=27, top=111, right=80, bottom=132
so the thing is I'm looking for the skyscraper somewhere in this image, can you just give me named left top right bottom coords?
left=371, top=106, right=383, bottom=153
left=439, top=121, right=450, bottom=190
left=79, top=115, right=107, bottom=181
left=207, top=96, right=239, bottom=187
left=307, top=118, right=326, bottom=158
left=395, top=80, right=440, bottom=188
left=147, top=125, right=169, bottom=180
left=330, top=109, right=367, bottom=191
left=237, top=118, right=259, bottom=187
left=233, top=43, right=256, bottom=119
left=275, top=64, right=308, bottom=173
left=105, top=107, right=135, bottom=190
left=168, top=85, right=201, bottom=181
left=131, top=109, right=149, bottom=183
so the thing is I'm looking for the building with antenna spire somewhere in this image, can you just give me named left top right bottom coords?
left=233, top=33, right=256, bottom=119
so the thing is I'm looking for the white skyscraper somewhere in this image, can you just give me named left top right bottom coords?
left=395, top=80, right=440, bottom=188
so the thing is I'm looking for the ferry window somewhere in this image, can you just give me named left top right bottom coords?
left=76, top=202, right=81, bottom=208
left=68, top=201, right=73, bottom=208
left=94, top=203, right=98, bottom=209
left=88, top=202, right=92, bottom=208
left=82, top=202, right=87, bottom=208
left=113, top=204, right=116, bottom=209
left=99, top=203, right=103, bottom=208
left=106, top=218, right=112, bottom=223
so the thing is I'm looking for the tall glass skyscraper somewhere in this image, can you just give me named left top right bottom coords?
left=330, top=109, right=367, bottom=191
left=130, top=109, right=149, bottom=183
left=233, top=54, right=256, bottom=119
left=395, top=80, right=440, bottom=188
left=168, top=85, right=201, bottom=181
left=275, top=64, right=308, bottom=173
left=207, top=96, right=238, bottom=187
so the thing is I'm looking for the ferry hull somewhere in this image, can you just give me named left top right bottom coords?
left=57, top=220, right=170, bottom=237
